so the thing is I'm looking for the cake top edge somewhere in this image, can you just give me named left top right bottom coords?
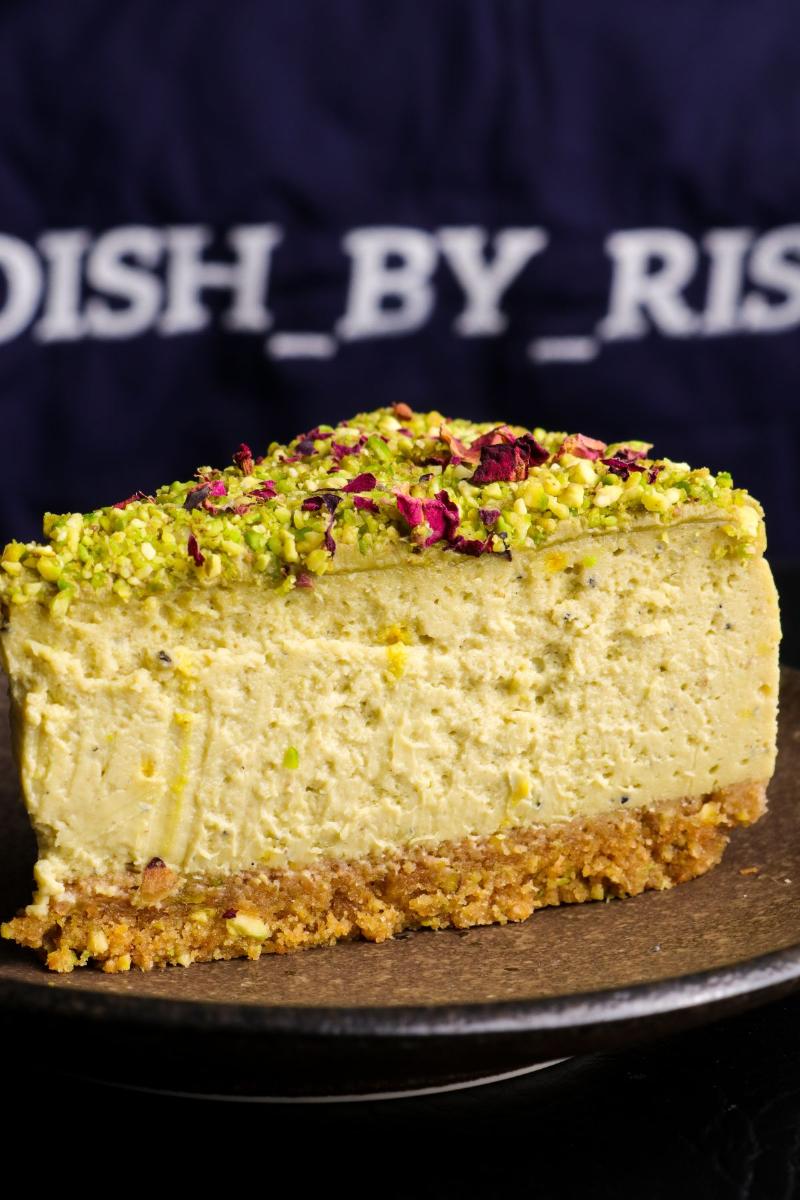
left=0, top=405, right=763, bottom=613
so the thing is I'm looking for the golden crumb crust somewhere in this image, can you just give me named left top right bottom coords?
left=2, top=781, right=766, bottom=973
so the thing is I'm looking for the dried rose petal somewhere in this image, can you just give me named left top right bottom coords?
left=396, top=490, right=460, bottom=546
left=436, top=424, right=520, bottom=471
left=605, top=446, right=647, bottom=465
left=395, top=493, right=425, bottom=529
left=331, top=439, right=364, bottom=462
left=233, top=443, right=254, bottom=474
left=222, top=908, right=238, bottom=920
left=301, top=492, right=341, bottom=555
left=186, top=478, right=234, bottom=512
left=184, top=484, right=211, bottom=511
left=471, top=444, right=520, bottom=484
left=519, top=434, right=550, bottom=465
left=354, top=496, right=380, bottom=513
left=558, top=433, right=608, bottom=461
left=187, top=534, right=205, bottom=566
left=342, top=472, right=377, bottom=493
left=601, top=456, right=646, bottom=480
left=450, top=535, right=493, bottom=556
left=295, top=571, right=314, bottom=589
left=302, top=492, right=341, bottom=514
left=440, top=422, right=522, bottom=464
left=295, top=426, right=333, bottom=456
left=113, top=490, right=151, bottom=510
left=471, top=434, right=548, bottom=485
left=439, top=423, right=480, bottom=465
left=470, top=425, right=519, bottom=450
left=425, top=492, right=460, bottom=544
left=478, top=507, right=501, bottom=527
left=250, top=481, right=277, bottom=501
left=648, top=464, right=663, bottom=483
left=203, top=500, right=253, bottom=517
left=455, top=537, right=494, bottom=554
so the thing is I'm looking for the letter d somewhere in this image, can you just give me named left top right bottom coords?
left=0, top=234, right=42, bottom=342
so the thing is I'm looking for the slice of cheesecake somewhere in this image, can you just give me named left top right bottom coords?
left=0, top=407, right=780, bottom=972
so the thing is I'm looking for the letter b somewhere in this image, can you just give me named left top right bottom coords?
left=338, top=227, right=438, bottom=340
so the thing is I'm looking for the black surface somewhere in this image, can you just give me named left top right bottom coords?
left=4, top=993, right=800, bottom=1197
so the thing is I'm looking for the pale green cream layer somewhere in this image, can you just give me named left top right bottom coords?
left=1, top=516, right=780, bottom=916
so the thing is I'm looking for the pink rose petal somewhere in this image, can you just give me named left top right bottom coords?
left=449, top=535, right=493, bottom=556
left=331, top=439, right=364, bottom=462
left=395, top=490, right=460, bottom=546
left=471, top=434, right=548, bottom=485
left=478, top=507, right=501, bottom=527
left=295, top=427, right=333, bottom=456
left=341, top=472, right=377, bottom=493
left=558, top=433, right=607, bottom=461
left=301, top=492, right=341, bottom=555
left=354, top=496, right=380, bottom=513
left=187, top=534, right=204, bottom=566
left=233, top=444, right=254, bottom=474
left=113, top=491, right=151, bottom=510
left=250, top=481, right=277, bottom=501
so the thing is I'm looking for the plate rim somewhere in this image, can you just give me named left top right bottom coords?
left=1, top=937, right=800, bottom=1039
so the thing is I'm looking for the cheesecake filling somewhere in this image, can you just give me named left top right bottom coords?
left=2, top=517, right=779, bottom=916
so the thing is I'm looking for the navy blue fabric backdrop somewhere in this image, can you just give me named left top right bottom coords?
left=0, top=0, right=797, bottom=560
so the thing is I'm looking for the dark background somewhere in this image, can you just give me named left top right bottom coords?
left=0, top=0, right=797, bottom=563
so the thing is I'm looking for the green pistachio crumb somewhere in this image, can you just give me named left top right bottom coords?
left=0, top=408, right=762, bottom=610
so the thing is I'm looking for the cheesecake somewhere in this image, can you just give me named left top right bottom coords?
left=0, top=406, right=781, bottom=972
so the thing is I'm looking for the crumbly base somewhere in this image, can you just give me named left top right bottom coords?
left=2, top=781, right=767, bottom=973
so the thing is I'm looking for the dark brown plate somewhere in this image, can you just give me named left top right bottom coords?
left=0, top=672, right=798, bottom=1099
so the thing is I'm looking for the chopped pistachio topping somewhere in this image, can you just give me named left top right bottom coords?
left=226, top=912, right=269, bottom=940
left=0, top=406, right=761, bottom=613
